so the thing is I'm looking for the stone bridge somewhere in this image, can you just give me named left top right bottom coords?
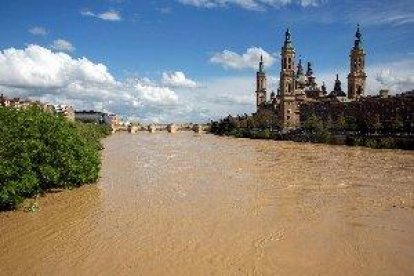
left=126, top=123, right=209, bottom=134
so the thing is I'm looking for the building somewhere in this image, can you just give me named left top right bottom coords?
left=0, top=93, right=52, bottom=111
left=255, top=55, right=267, bottom=108
left=75, top=110, right=106, bottom=124
left=300, top=90, right=414, bottom=132
left=255, top=26, right=373, bottom=128
left=1, top=94, right=35, bottom=109
left=52, top=104, right=75, bottom=121
left=75, top=110, right=119, bottom=128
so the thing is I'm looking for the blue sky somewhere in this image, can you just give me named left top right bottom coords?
left=0, top=0, right=413, bottom=122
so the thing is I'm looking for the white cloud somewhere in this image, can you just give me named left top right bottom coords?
left=178, top=0, right=323, bottom=10
left=0, top=45, right=186, bottom=123
left=161, top=71, right=200, bottom=88
left=343, top=0, right=414, bottom=26
left=133, top=80, right=178, bottom=105
left=0, top=44, right=255, bottom=122
left=375, top=68, right=414, bottom=93
left=52, top=39, right=75, bottom=52
left=81, top=9, right=122, bottom=21
left=28, top=26, right=48, bottom=36
left=0, top=45, right=114, bottom=89
left=177, top=75, right=257, bottom=120
left=98, top=10, right=122, bottom=21
left=210, top=47, right=276, bottom=70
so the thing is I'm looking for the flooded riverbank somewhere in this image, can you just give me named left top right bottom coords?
left=1, top=132, right=413, bottom=275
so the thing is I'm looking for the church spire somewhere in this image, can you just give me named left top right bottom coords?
left=306, top=62, right=313, bottom=76
left=256, top=54, right=267, bottom=111
left=331, top=74, right=346, bottom=97
left=354, top=24, right=363, bottom=50
left=284, top=28, right=293, bottom=49
left=348, top=24, right=367, bottom=99
left=259, top=55, right=264, bottom=73
left=297, top=59, right=303, bottom=75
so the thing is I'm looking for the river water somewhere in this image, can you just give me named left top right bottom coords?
left=1, top=132, right=413, bottom=275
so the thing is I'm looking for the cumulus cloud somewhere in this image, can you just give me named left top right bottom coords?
left=376, top=69, right=414, bottom=92
left=133, top=80, right=178, bottom=105
left=210, top=47, right=276, bottom=70
left=177, top=75, right=257, bottom=119
left=0, top=45, right=184, bottom=122
left=178, top=0, right=323, bottom=10
left=52, top=39, right=75, bottom=52
left=81, top=9, right=122, bottom=21
left=0, top=45, right=114, bottom=89
left=0, top=43, right=256, bottom=122
left=28, top=26, right=48, bottom=36
left=161, top=71, right=200, bottom=88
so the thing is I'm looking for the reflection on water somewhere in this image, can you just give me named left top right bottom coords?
left=1, top=132, right=413, bottom=275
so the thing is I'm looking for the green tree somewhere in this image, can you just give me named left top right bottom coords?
left=0, top=107, right=108, bottom=210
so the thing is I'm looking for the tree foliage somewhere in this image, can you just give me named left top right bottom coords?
left=0, top=107, right=110, bottom=211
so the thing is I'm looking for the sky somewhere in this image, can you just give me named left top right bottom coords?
left=0, top=0, right=413, bottom=123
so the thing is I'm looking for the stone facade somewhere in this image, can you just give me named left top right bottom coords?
left=300, top=90, right=414, bottom=131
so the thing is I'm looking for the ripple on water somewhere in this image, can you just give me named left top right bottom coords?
left=1, top=132, right=413, bottom=275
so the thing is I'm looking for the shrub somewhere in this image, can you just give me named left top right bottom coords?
left=0, top=107, right=108, bottom=211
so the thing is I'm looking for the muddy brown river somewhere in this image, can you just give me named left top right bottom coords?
left=1, top=132, right=413, bottom=275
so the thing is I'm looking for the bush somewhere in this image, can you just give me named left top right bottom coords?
left=252, top=129, right=271, bottom=139
left=0, top=107, right=108, bottom=211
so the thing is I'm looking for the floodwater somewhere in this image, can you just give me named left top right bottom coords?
left=1, top=132, right=414, bottom=275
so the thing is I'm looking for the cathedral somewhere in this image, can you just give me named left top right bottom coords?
left=255, top=25, right=367, bottom=128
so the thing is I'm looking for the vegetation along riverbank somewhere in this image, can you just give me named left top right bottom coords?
left=209, top=113, right=413, bottom=150
left=0, top=106, right=111, bottom=211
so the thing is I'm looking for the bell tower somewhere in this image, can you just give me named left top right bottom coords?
left=348, top=25, right=367, bottom=100
left=279, top=28, right=297, bottom=127
left=256, top=55, right=267, bottom=112
left=280, top=28, right=295, bottom=97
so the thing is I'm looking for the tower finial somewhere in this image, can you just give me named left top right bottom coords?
left=354, top=24, right=362, bottom=49
left=356, top=24, right=361, bottom=39
left=259, top=55, right=264, bottom=73
left=285, top=28, right=291, bottom=41
left=284, top=27, right=292, bottom=48
left=306, top=62, right=313, bottom=76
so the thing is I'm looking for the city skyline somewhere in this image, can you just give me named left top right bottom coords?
left=0, top=0, right=413, bottom=123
